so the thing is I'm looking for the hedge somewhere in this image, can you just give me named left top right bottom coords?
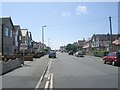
left=93, top=50, right=109, bottom=57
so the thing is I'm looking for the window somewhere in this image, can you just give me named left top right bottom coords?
left=19, top=36, right=21, bottom=40
left=10, top=30, right=12, bottom=37
left=108, top=52, right=115, bottom=56
left=3, top=26, right=12, bottom=37
left=4, top=26, right=8, bottom=36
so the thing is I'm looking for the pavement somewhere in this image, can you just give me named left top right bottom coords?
left=2, top=55, right=50, bottom=89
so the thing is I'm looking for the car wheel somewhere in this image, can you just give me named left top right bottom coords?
left=104, top=60, right=106, bottom=64
left=112, top=61, right=116, bottom=66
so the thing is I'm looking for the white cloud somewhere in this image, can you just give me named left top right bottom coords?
left=61, top=12, right=70, bottom=17
left=76, top=5, right=88, bottom=15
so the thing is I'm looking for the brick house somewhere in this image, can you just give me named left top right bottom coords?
left=0, top=17, right=15, bottom=55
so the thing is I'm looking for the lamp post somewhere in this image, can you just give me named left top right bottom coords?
left=42, top=25, right=46, bottom=51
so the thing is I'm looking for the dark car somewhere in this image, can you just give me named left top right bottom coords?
left=103, top=52, right=120, bottom=66
left=49, top=51, right=56, bottom=58
left=68, top=51, right=74, bottom=55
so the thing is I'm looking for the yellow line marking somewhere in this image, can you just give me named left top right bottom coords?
left=50, top=74, right=53, bottom=90
left=44, top=81, right=50, bottom=90
left=35, top=60, right=51, bottom=89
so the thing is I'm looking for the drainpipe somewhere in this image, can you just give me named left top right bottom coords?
left=2, top=24, right=3, bottom=56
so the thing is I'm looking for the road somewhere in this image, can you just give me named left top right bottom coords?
left=49, top=52, right=118, bottom=89
left=1, top=52, right=119, bottom=90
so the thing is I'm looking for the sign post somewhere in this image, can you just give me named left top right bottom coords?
left=20, top=44, right=27, bottom=65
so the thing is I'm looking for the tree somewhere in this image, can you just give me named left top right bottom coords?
left=65, top=43, right=83, bottom=53
left=65, top=44, right=77, bottom=53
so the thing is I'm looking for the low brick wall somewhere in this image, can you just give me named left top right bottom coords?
left=0, top=58, right=21, bottom=75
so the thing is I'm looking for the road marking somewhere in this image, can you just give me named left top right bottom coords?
left=35, top=60, right=51, bottom=90
left=45, top=59, right=52, bottom=78
left=44, top=81, right=50, bottom=90
left=44, top=73, right=54, bottom=90
left=50, top=74, right=53, bottom=90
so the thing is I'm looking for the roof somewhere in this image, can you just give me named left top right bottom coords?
left=92, top=34, right=117, bottom=41
left=14, top=25, right=20, bottom=32
left=21, top=29, right=28, bottom=36
left=0, top=17, right=14, bottom=30
left=113, top=37, right=120, bottom=45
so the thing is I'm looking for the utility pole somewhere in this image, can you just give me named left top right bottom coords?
left=109, top=16, right=113, bottom=52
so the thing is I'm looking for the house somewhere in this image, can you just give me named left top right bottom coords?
left=20, top=29, right=29, bottom=51
left=91, top=34, right=118, bottom=51
left=60, top=46, right=65, bottom=52
left=0, top=17, right=15, bottom=55
left=78, top=39, right=85, bottom=47
left=83, top=38, right=92, bottom=52
left=13, top=25, right=22, bottom=54
left=28, top=32, right=33, bottom=52
left=112, top=34, right=120, bottom=51
left=32, top=41, right=40, bottom=53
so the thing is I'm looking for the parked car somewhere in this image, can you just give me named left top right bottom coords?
left=49, top=51, right=56, bottom=58
left=68, top=51, right=74, bottom=55
left=75, top=51, right=84, bottom=57
left=103, top=52, right=120, bottom=66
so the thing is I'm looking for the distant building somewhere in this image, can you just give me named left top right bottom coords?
left=60, top=46, right=65, bottom=51
left=78, top=39, right=85, bottom=47
left=32, top=41, right=39, bottom=53
left=83, top=38, right=92, bottom=52
left=91, top=34, right=118, bottom=51
left=32, top=41, right=46, bottom=52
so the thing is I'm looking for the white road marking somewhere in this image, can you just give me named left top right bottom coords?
left=35, top=60, right=51, bottom=89
left=44, top=81, right=50, bottom=90
left=45, top=59, right=52, bottom=78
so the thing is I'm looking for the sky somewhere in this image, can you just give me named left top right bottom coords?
left=1, top=2, right=118, bottom=49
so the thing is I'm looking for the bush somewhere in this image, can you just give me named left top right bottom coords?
left=2, top=56, right=9, bottom=62
left=93, top=50, right=109, bottom=57
left=2, top=54, right=21, bottom=62
left=24, top=55, right=33, bottom=61
left=33, top=52, right=45, bottom=58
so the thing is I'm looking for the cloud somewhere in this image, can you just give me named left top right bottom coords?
left=76, top=5, right=88, bottom=15
left=61, top=12, right=70, bottom=17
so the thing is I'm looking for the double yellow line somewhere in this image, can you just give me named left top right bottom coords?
left=44, top=73, right=53, bottom=90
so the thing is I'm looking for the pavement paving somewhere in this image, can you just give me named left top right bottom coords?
left=2, top=55, right=50, bottom=89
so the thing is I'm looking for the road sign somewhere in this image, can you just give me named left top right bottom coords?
left=20, top=44, right=28, bottom=50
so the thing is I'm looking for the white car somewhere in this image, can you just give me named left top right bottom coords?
left=75, top=51, right=84, bottom=57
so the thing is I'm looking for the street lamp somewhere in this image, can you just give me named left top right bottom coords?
left=42, top=25, right=47, bottom=50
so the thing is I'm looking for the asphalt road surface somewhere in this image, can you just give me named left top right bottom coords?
left=49, top=52, right=119, bottom=89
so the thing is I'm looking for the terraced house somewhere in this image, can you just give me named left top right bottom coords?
left=0, top=17, right=15, bottom=55
left=13, top=25, right=22, bottom=54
